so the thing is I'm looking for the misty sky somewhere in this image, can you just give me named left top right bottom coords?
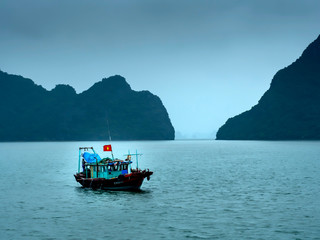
left=1, top=0, right=319, bottom=139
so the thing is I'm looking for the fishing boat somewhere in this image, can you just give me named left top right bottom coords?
left=74, top=146, right=153, bottom=191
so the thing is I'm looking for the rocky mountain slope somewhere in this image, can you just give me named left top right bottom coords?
left=0, top=71, right=175, bottom=141
left=216, top=35, right=320, bottom=140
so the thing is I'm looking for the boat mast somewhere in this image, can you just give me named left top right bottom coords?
left=106, top=117, right=115, bottom=160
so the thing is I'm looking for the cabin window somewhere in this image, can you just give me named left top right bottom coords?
left=123, top=164, right=128, bottom=170
left=107, top=165, right=112, bottom=171
left=114, top=165, right=118, bottom=171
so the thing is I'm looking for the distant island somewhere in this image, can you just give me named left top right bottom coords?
left=0, top=70, right=175, bottom=141
left=216, top=34, right=320, bottom=140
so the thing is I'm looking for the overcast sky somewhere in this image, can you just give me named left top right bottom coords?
left=1, top=0, right=319, bottom=139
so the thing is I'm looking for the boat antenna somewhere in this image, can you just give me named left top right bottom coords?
left=106, top=117, right=112, bottom=142
left=106, top=116, right=115, bottom=160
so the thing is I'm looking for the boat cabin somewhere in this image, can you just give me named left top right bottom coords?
left=79, top=147, right=133, bottom=179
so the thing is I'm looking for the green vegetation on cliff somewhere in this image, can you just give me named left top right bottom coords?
left=0, top=71, right=175, bottom=141
left=217, top=34, right=320, bottom=140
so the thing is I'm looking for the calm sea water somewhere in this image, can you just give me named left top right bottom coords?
left=0, top=140, right=319, bottom=240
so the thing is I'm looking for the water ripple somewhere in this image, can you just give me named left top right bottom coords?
left=0, top=141, right=320, bottom=239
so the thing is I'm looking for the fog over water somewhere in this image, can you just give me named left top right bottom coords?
left=1, top=0, right=320, bottom=138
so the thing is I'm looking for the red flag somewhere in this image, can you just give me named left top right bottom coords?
left=103, top=145, right=112, bottom=151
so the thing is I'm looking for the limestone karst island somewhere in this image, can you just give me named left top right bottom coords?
left=216, top=34, right=320, bottom=140
left=0, top=71, right=175, bottom=141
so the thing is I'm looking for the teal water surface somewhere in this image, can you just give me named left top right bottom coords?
left=0, top=140, right=319, bottom=239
